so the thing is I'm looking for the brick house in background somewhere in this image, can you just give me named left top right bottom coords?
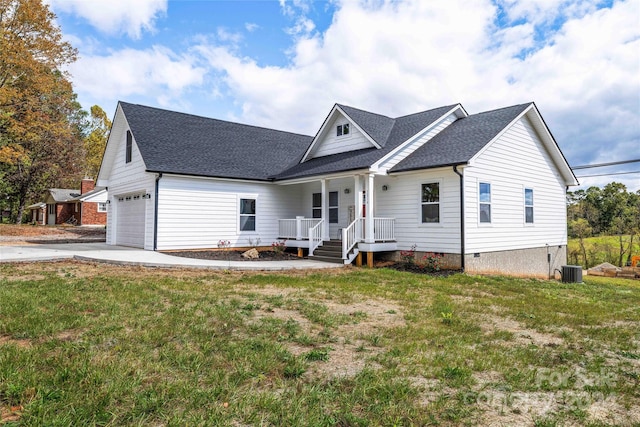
left=28, top=179, right=108, bottom=226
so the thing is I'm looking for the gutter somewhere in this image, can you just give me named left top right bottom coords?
left=453, top=165, right=465, bottom=271
left=153, top=173, right=162, bottom=251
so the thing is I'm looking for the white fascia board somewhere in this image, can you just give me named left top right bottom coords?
left=97, top=103, right=124, bottom=187
left=467, top=104, right=532, bottom=167
left=300, top=104, right=340, bottom=163
left=275, top=168, right=371, bottom=185
left=335, top=105, right=382, bottom=150
left=525, top=104, right=579, bottom=186
left=300, top=105, right=381, bottom=163
left=371, top=104, right=467, bottom=173
left=159, top=172, right=272, bottom=185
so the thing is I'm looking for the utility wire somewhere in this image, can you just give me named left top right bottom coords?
left=575, top=170, right=640, bottom=178
left=572, top=159, right=640, bottom=170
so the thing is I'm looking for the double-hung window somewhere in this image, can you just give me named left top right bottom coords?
left=239, top=198, right=256, bottom=231
left=524, top=188, right=534, bottom=224
left=421, top=183, right=440, bottom=223
left=312, top=192, right=339, bottom=223
left=98, top=202, right=107, bottom=213
left=479, top=182, right=491, bottom=223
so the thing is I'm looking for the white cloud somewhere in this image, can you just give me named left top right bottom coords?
left=190, top=0, right=638, bottom=191
left=68, top=46, right=206, bottom=108
left=49, top=0, right=167, bottom=39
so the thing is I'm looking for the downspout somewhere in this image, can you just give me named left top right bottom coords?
left=453, top=165, right=465, bottom=271
left=153, top=173, right=162, bottom=251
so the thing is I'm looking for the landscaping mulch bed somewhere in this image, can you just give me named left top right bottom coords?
left=166, top=248, right=302, bottom=261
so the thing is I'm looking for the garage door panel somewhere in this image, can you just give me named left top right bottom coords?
left=116, top=195, right=145, bottom=248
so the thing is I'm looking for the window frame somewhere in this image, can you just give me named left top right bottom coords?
left=97, top=202, right=107, bottom=213
left=312, top=191, right=339, bottom=223
left=125, top=130, right=132, bottom=164
left=420, top=181, right=441, bottom=224
left=524, top=188, right=534, bottom=224
left=336, top=123, right=350, bottom=137
left=238, top=197, right=257, bottom=232
left=479, top=182, right=492, bottom=224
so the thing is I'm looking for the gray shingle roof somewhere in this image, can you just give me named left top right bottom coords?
left=273, top=104, right=458, bottom=180
left=391, top=103, right=531, bottom=173
left=120, top=102, right=313, bottom=181
left=49, top=189, right=81, bottom=202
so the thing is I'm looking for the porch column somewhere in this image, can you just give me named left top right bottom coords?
left=355, top=175, right=363, bottom=218
left=321, top=179, right=329, bottom=240
left=365, top=173, right=375, bottom=243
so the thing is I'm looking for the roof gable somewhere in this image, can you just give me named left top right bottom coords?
left=275, top=104, right=458, bottom=180
left=110, top=102, right=313, bottom=181
left=391, top=103, right=532, bottom=172
left=390, top=103, right=578, bottom=186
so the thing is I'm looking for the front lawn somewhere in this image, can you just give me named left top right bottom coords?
left=1, top=262, right=639, bottom=426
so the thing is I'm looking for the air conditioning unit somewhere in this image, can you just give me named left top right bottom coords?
left=561, top=265, right=583, bottom=283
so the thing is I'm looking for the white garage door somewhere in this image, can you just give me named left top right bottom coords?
left=116, top=194, right=146, bottom=248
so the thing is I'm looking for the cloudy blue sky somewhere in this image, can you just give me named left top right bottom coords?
left=47, top=0, right=639, bottom=191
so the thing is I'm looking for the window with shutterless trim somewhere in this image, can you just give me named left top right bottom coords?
left=421, top=182, right=440, bottom=223
left=239, top=198, right=256, bottom=231
left=479, top=182, right=491, bottom=223
left=336, top=123, right=350, bottom=136
left=525, top=188, right=534, bottom=224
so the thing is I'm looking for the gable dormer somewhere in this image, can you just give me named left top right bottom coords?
left=302, top=105, right=391, bottom=162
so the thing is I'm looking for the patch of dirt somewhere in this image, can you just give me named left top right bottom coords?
left=242, top=287, right=405, bottom=379
left=480, top=314, right=564, bottom=347
left=0, top=335, right=32, bottom=348
left=0, top=405, right=23, bottom=424
left=376, top=261, right=462, bottom=277
left=0, top=224, right=105, bottom=245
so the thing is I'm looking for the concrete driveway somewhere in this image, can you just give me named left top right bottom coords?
left=0, top=242, right=340, bottom=271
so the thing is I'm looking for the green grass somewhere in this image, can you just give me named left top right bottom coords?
left=569, top=235, right=640, bottom=268
left=1, top=262, right=639, bottom=426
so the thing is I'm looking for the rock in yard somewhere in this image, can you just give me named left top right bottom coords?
left=242, top=248, right=260, bottom=259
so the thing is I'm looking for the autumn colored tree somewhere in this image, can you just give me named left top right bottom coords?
left=84, top=105, right=111, bottom=180
left=0, top=0, right=86, bottom=223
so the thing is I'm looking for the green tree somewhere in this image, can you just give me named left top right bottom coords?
left=569, top=218, right=592, bottom=267
left=84, top=105, right=111, bottom=179
left=0, top=0, right=85, bottom=223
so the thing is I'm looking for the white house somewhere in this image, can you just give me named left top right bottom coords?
left=97, top=101, right=578, bottom=278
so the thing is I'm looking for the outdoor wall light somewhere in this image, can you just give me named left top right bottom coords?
left=344, top=188, right=351, bottom=194
left=382, top=185, right=389, bottom=191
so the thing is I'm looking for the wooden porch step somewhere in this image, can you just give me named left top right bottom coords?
left=310, top=240, right=343, bottom=264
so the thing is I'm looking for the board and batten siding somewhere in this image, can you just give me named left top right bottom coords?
left=104, top=116, right=156, bottom=249
left=155, top=175, right=302, bottom=250
left=464, top=115, right=568, bottom=253
left=376, top=169, right=461, bottom=253
left=309, top=114, right=375, bottom=159
left=376, top=113, right=458, bottom=173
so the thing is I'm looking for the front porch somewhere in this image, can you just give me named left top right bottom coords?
left=278, top=216, right=396, bottom=264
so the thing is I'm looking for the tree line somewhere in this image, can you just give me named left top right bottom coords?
left=568, top=182, right=640, bottom=267
left=0, top=0, right=110, bottom=223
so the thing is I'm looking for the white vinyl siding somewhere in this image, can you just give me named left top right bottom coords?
left=377, top=169, right=461, bottom=253
left=464, top=115, right=568, bottom=253
left=155, top=175, right=302, bottom=250
left=309, top=114, right=375, bottom=159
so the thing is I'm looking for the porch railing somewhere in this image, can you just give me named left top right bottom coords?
left=309, top=219, right=324, bottom=256
left=373, top=218, right=395, bottom=242
left=278, top=218, right=321, bottom=240
left=342, top=218, right=364, bottom=259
